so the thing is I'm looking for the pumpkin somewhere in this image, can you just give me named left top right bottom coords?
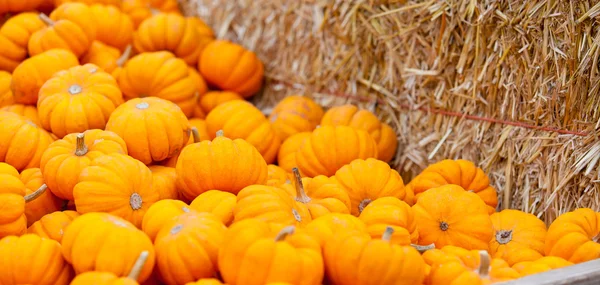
left=70, top=251, right=150, bottom=285
left=406, top=159, right=498, bottom=213
left=54, top=0, right=121, bottom=7
left=545, top=208, right=600, bottom=263
left=154, top=212, right=227, bottom=285
left=184, top=279, right=224, bottom=285
left=82, top=42, right=132, bottom=76
left=0, top=162, right=25, bottom=195
left=0, top=234, right=72, bottom=285
left=176, top=130, right=268, bottom=200
left=324, top=226, right=426, bottom=285
left=28, top=13, right=93, bottom=57
left=206, top=100, right=281, bottom=163
left=105, top=97, right=191, bottom=165
left=296, top=126, right=378, bottom=177
left=0, top=111, right=55, bottom=170
left=267, top=164, right=290, bottom=186
left=62, top=212, right=155, bottom=282
left=141, top=199, right=192, bottom=241
left=268, top=95, right=324, bottom=141
left=149, top=165, right=180, bottom=200
left=0, top=13, right=45, bottom=72
left=189, top=190, right=237, bottom=226
left=198, top=91, right=243, bottom=115
left=121, top=0, right=182, bottom=28
left=277, top=131, right=310, bottom=173
left=0, top=104, right=41, bottom=125
left=188, top=68, right=209, bottom=105
left=0, top=71, right=13, bottom=107
left=134, top=14, right=213, bottom=66
left=161, top=123, right=210, bottom=168
left=512, top=256, right=573, bottom=277
left=304, top=213, right=367, bottom=246
left=413, top=185, right=493, bottom=250
left=117, top=51, right=198, bottom=117
left=38, top=63, right=124, bottom=138
left=21, top=168, right=63, bottom=226
left=489, top=209, right=547, bottom=265
left=49, top=2, right=97, bottom=41
left=320, top=104, right=398, bottom=163
left=11, top=49, right=79, bottom=105
left=73, top=153, right=160, bottom=228
left=0, top=185, right=47, bottom=238
left=233, top=184, right=312, bottom=226
left=358, top=196, right=418, bottom=245
left=428, top=250, right=520, bottom=285
left=199, top=40, right=264, bottom=98
left=40, top=129, right=127, bottom=201
left=27, top=210, right=80, bottom=243
left=90, top=4, right=134, bottom=51
left=219, top=219, right=324, bottom=285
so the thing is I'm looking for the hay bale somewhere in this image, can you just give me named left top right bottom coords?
left=180, top=0, right=600, bottom=222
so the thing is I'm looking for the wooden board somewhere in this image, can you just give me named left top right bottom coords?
left=497, top=259, right=600, bottom=285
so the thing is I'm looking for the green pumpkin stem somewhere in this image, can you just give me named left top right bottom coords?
left=477, top=250, right=491, bottom=279
left=24, top=184, right=47, bottom=203
left=411, top=243, right=435, bottom=253
left=381, top=226, right=394, bottom=241
left=128, top=251, right=149, bottom=280
left=191, top=127, right=200, bottom=143
left=74, top=133, right=88, bottom=156
left=116, top=45, right=132, bottom=67
left=38, top=13, right=54, bottom=26
left=292, top=168, right=311, bottom=203
left=274, top=226, right=295, bottom=241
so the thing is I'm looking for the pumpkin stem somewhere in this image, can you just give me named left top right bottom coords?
left=191, top=127, right=201, bottom=143
left=68, top=84, right=83, bottom=95
left=74, top=133, right=88, bottom=156
left=495, top=230, right=513, bottom=245
left=381, top=226, right=394, bottom=241
left=292, top=168, right=311, bottom=203
left=476, top=250, right=491, bottom=279
left=216, top=130, right=225, bottom=137
left=24, top=184, right=47, bottom=203
left=130, top=193, right=143, bottom=210
left=274, top=226, right=295, bottom=241
left=127, top=251, right=149, bottom=281
left=411, top=243, right=435, bottom=253
left=38, top=13, right=54, bottom=26
left=439, top=221, right=449, bottom=231
left=358, top=198, right=372, bottom=214
left=593, top=233, right=600, bottom=243
left=117, top=45, right=132, bottom=67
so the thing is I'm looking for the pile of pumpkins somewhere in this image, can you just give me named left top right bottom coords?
left=0, top=0, right=598, bottom=284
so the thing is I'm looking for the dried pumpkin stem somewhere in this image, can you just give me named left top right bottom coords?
left=593, top=233, right=600, bottom=243
left=439, top=221, right=449, bottom=231
left=24, top=184, right=47, bottom=203
left=38, top=13, right=54, bottom=26
left=358, top=198, right=372, bottom=214
left=191, top=127, right=200, bottom=143
left=130, top=193, right=143, bottom=210
left=116, top=45, right=132, bottom=67
left=381, top=226, right=394, bottom=241
left=495, top=230, right=513, bottom=245
left=292, top=168, right=311, bottom=203
left=476, top=250, right=491, bottom=279
left=274, top=226, right=295, bottom=241
left=74, top=133, right=88, bottom=156
left=216, top=130, right=224, bottom=137
left=127, top=251, right=149, bottom=280
left=411, top=243, right=435, bottom=253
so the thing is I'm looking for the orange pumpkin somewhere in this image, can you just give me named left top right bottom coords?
left=21, top=168, right=63, bottom=226
left=267, top=164, right=290, bottom=186
left=0, top=104, right=41, bottom=125
left=134, top=14, right=214, bottom=66
left=296, top=126, right=378, bottom=177
left=358, top=197, right=418, bottom=245
left=489, top=209, right=546, bottom=265
left=413, top=185, right=493, bottom=250
left=73, top=153, right=160, bottom=228
left=206, top=100, right=281, bottom=163
left=141, top=199, right=192, bottom=241
left=55, top=0, right=121, bottom=6
left=70, top=251, right=151, bottom=285
left=188, top=68, right=209, bottom=104
left=105, top=97, right=191, bottom=165
left=11, top=49, right=79, bottom=105
left=90, top=4, right=134, bottom=51
left=197, top=91, right=243, bottom=115
left=0, top=162, right=25, bottom=195
left=0, top=1, right=46, bottom=17
left=40, top=129, right=127, bottom=201
left=62, top=212, right=155, bottom=283
left=304, top=213, right=367, bottom=247
left=512, top=256, right=573, bottom=277
left=0, top=185, right=47, bottom=238
left=82, top=42, right=132, bottom=76
left=0, top=111, right=55, bottom=170
left=545, top=208, right=600, bottom=263
left=27, top=210, right=80, bottom=243
left=154, top=212, right=227, bottom=285
left=121, top=0, right=182, bottom=28
left=184, top=279, right=224, bottom=285
left=161, top=123, right=210, bottom=168
left=0, top=12, right=45, bottom=72
left=28, top=13, right=93, bottom=57
left=49, top=2, right=97, bottom=41
left=428, top=250, right=520, bottom=285
left=199, top=40, right=264, bottom=98
left=269, top=95, right=324, bottom=141
left=320, top=104, right=398, bottom=163
left=189, top=190, right=237, bottom=226
left=406, top=159, right=498, bottom=213
left=219, top=219, right=324, bottom=285
left=38, top=63, right=124, bottom=138
left=117, top=51, right=198, bottom=117
left=277, top=131, right=310, bottom=173
left=176, top=130, right=268, bottom=200
left=0, top=234, right=72, bottom=285
left=0, top=71, right=13, bottom=107
left=149, top=165, right=179, bottom=200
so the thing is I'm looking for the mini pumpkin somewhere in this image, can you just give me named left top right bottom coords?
left=62, top=212, right=155, bottom=282
left=149, top=165, right=180, bottom=200
left=27, top=210, right=80, bottom=243
left=406, top=159, right=498, bottom=213
left=0, top=184, right=47, bottom=238
left=155, top=212, right=227, bottom=285
left=90, top=4, right=134, bottom=51
left=189, top=68, right=209, bottom=104
left=161, top=124, right=210, bottom=168
left=134, top=14, right=213, bottom=66
left=121, top=0, right=182, bottom=28
left=512, top=256, right=573, bottom=277
left=82, top=42, right=132, bottom=76
left=219, top=219, right=324, bottom=285
left=358, top=196, right=418, bottom=245
left=268, top=95, right=324, bottom=141
left=206, top=100, right=281, bottom=163
left=0, top=234, right=72, bottom=285
left=277, top=131, right=310, bottom=173
left=184, top=280, right=224, bottom=285
left=0, top=71, right=13, bottom=107
left=0, top=104, right=41, bottom=125
left=141, top=199, right=192, bottom=241
left=489, top=209, right=547, bottom=265
left=0, top=12, right=45, bottom=72
left=267, top=164, right=290, bottom=186
left=38, top=63, right=124, bottom=138
left=70, top=251, right=150, bottom=285
left=320, top=104, right=398, bottom=163
left=21, top=168, right=63, bottom=226
left=413, top=184, right=493, bottom=250
left=0, top=111, right=55, bottom=170
left=304, top=213, right=367, bottom=246
left=11, top=49, right=79, bottom=105
left=176, top=130, right=268, bottom=200
left=198, top=91, right=243, bottom=115
left=105, top=97, right=191, bottom=164
left=55, top=0, right=121, bottom=6
left=324, top=226, right=426, bottom=285
left=49, top=2, right=97, bottom=41
left=0, top=162, right=25, bottom=195
left=73, top=153, right=160, bottom=228
left=428, top=250, right=520, bottom=285
left=296, top=126, right=378, bottom=177
left=199, top=40, right=264, bottom=98
left=117, top=51, right=198, bottom=117
left=190, top=190, right=237, bottom=226
left=40, top=129, right=127, bottom=201
left=28, top=13, right=93, bottom=57
left=545, top=208, right=600, bottom=263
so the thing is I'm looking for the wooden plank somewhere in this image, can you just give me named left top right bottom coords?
left=496, top=259, right=600, bottom=285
